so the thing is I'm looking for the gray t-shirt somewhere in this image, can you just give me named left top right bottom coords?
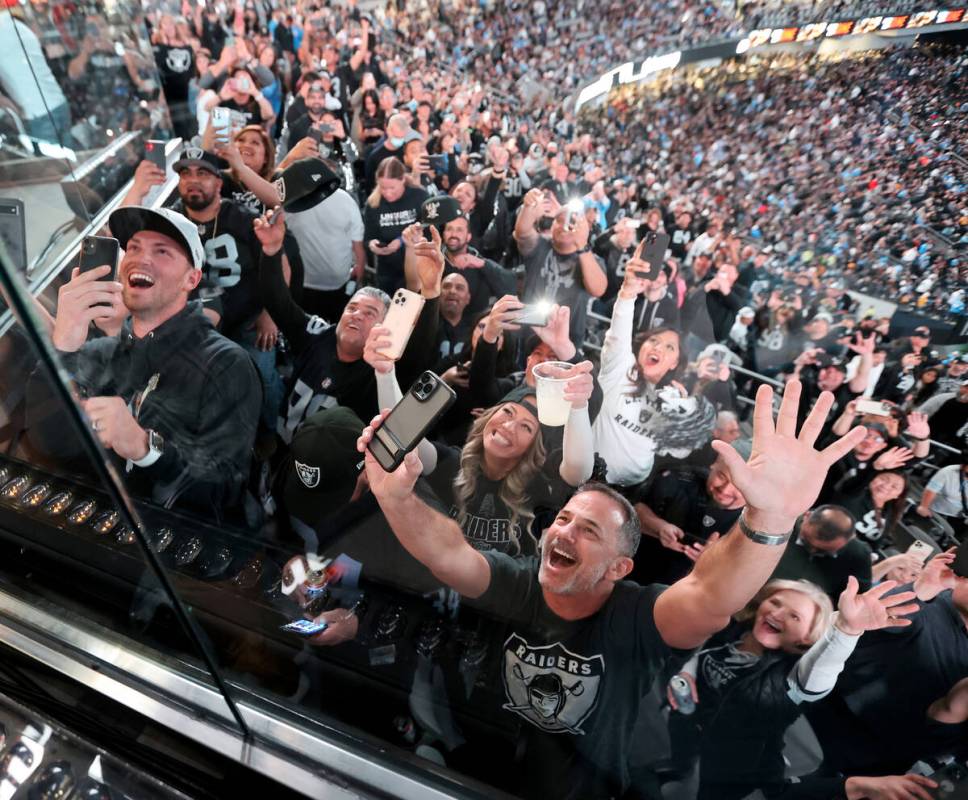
left=521, top=239, right=604, bottom=346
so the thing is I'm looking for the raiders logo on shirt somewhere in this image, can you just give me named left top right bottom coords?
left=502, top=634, right=604, bottom=735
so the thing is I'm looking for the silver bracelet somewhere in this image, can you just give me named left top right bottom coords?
left=738, top=509, right=792, bottom=546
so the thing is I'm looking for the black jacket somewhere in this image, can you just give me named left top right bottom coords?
left=27, top=302, right=261, bottom=520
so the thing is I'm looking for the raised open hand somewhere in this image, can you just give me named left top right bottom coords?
left=834, top=576, right=920, bottom=636
left=873, top=446, right=913, bottom=471
left=711, top=381, right=867, bottom=532
left=411, top=225, right=444, bottom=295
left=905, top=411, right=929, bottom=440
left=532, top=304, right=574, bottom=359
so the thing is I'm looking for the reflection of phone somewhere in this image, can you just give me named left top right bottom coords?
left=145, top=139, right=167, bottom=170
left=927, top=759, right=967, bottom=797
left=280, top=619, right=328, bottom=636
left=632, top=231, right=671, bottom=280
left=0, top=198, right=27, bottom=272
left=856, top=399, right=890, bottom=417
left=379, top=288, right=426, bottom=361
left=515, top=301, right=552, bottom=327
left=907, top=539, right=934, bottom=564
left=78, top=236, right=120, bottom=276
left=369, top=372, right=456, bottom=471
left=951, top=546, right=968, bottom=579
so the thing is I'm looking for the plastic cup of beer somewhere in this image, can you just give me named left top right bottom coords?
left=531, top=361, right=574, bottom=427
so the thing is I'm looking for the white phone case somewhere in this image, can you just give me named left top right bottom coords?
left=380, top=288, right=425, bottom=361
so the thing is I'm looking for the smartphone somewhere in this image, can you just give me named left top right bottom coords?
left=78, top=235, right=120, bottom=276
left=951, top=546, right=968, bottom=579
left=907, top=539, right=934, bottom=564
left=379, top=288, right=426, bottom=361
left=318, top=123, right=334, bottom=134
left=369, top=372, right=456, bottom=471
left=281, top=619, right=329, bottom=636
left=0, top=198, right=27, bottom=273
left=428, top=153, right=448, bottom=175
left=564, top=199, right=584, bottom=232
left=308, top=127, right=323, bottom=143
left=514, top=300, right=552, bottom=327
left=236, top=77, right=250, bottom=92
left=632, top=231, right=671, bottom=280
left=856, top=399, right=890, bottom=417
left=210, top=106, right=231, bottom=143
left=145, top=139, right=167, bottom=170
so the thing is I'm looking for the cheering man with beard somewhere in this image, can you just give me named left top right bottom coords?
left=357, top=382, right=867, bottom=800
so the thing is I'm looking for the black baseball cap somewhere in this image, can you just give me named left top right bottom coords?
left=274, top=158, right=341, bottom=212
left=283, top=406, right=364, bottom=527
left=419, top=195, right=465, bottom=228
left=172, top=143, right=227, bottom=177
left=913, top=326, right=931, bottom=339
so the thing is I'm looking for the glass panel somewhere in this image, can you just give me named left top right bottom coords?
left=0, top=0, right=174, bottom=279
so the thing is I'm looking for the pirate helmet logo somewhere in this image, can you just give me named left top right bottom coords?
left=274, top=177, right=287, bottom=203
left=424, top=201, right=440, bottom=220
left=294, top=460, right=320, bottom=489
left=502, top=634, right=604, bottom=735
left=183, top=146, right=206, bottom=162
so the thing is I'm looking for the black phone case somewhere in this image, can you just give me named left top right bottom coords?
left=78, top=236, right=120, bottom=274
left=951, top=544, right=968, bottom=579
left=0, top=198, right=27, bottom=272
left=368, top=372, right=456, bottom=472
left=633, top=232, right=671, bottom=280
left=145, top=140, right=166, bottom=170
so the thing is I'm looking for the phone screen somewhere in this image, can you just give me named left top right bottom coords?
left=0, top=199, right=27, bottom=272
left=280, top=619, right=328, bottom=636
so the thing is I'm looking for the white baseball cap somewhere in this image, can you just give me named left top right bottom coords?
left=108, top=206, right=205, bottom=272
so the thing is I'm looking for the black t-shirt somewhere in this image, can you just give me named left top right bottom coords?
left=633, top=468, right=742, bottom=585
left=220, top=172, right=263, bottom=215
left=771, top=534, right=873, bottom=602
left=220, top=95, right=265, bottom=126
left=472, top=553, right=688, bottom=800
left=153, top=43, right=194, bottom=102
left=427, top=443, right=569, bottom=556
left=362, top=186, right=426, bottom=286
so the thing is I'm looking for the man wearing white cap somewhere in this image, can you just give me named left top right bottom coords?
left=29, top=206, right=261, bottom=519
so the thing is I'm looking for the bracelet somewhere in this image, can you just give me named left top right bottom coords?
left=738, top=509, right=792, bottom=546
left=575, top=246, right=590, bottom=255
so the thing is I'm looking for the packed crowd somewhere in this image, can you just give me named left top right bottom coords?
left=4, top=0, right=968, bottom=798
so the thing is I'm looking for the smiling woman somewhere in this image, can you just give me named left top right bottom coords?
left=592, top=269, right=716, bottom=486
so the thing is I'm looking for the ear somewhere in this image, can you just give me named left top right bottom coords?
left=185, top=268, right=202, bottom=292
left=606, top=556, right=634, bottom=583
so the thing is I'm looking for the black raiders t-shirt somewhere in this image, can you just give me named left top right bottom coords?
left=153, top=43, right=194, bottom=102
left=426, top=443, right=570, bottom=556
left=472, top=553, right=688, bottom=800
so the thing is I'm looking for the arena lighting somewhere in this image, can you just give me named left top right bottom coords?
left=574, top=51, right=682, bottom=109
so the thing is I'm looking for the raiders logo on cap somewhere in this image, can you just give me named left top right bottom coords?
left=424, top=201, right=439, bottom=220
left=183, top=146, right=206, bottom=162
left=295, top=460, right=320, bottom=489
left=274, top=177, right=287, bottom=203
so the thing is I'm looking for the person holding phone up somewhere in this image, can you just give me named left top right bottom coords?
left=592, top=247, right=716, bottom=487
left=362, top=234, right=596, bottom=557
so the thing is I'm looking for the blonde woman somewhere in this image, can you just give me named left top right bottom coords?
left=362, top=285, right=595, bottom=555
left=667, top=577, right=919, bottom=800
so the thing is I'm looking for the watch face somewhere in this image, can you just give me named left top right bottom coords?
left=42, top=490, right=74, bottom=516
left=66, top=499, right=98, bottom=525
left=19, top=482, right=52, bottom=508
left=91, top=510, right=119, bottom=534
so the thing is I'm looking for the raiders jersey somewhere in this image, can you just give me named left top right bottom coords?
left=169, top=198, right=263, bottom=341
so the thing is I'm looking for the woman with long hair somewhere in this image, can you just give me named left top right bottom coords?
left=363, top=323, right=595, bottom=556
left=828, top=469, right=909, bottom=548
left=216, top=124, right=280, bottom=213
left=592, top=256, right=715, bottom=486
left=363, top=157, right=427, bottom=294
left=354, top=89, right=385, bottom=152
left=668, top=577, right=919, bottom=800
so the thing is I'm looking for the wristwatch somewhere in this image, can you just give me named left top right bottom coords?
left=132, top=429, right=164, bottom=468
left=738, top=509, right=792, bottom=546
